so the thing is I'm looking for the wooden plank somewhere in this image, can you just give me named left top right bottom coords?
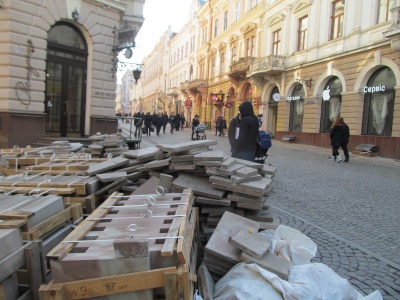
left=39, top=267, right=177, bottom=300
left=164, top=272, right=179, bottom=300
left=161, top=204, right=186, bottom=258
left=46, top=192, right=123, bottom=261
left=24, top=242, right=43, bottom=300
left=0, top=219, right=27, bottom=229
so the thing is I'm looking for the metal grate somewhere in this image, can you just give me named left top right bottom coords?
left=355, top=144, right=379, bottom=152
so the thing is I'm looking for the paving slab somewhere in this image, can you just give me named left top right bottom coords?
left=230, top=230, right=272, bottom=259
left=193, top=151, right=225, bottom=162
left=86, top=157, right=130, bottom=176
left=235, top=166, right=259, bottom=177
left=143, top=157, right=171, bottom=170
left=96, top=171, right=127, bottom=183
left=197, top=264, right=215, bottom=300
left=231, top=174, right=262, bottom=183
left=157, top=140, right=217, bottom=153
left=204, top=212, right=260, bottom=274
left=196, top=196, right=231, bottom=206
left=219, top=157, right=236, bottom=170
left=172, top=173, right=226, bottom=199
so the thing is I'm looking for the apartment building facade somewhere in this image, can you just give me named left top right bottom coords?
left=0, top=0, right=145, bottom=148
left=187, top=0, right=400, bottom=159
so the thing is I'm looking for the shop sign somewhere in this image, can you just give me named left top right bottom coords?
left=363, top=85, right=386, bottom=93
left=286, top=96, right=301, bottom=101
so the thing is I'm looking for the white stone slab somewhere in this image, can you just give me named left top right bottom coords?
left=86, top=157, right=130, bottom=176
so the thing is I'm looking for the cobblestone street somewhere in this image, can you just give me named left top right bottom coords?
left=123, top=123, right=400, bottom=299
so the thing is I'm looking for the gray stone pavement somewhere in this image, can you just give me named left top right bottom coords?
left=120, top=123, right=400, bottom=299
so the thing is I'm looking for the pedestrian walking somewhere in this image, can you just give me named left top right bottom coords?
left=154, top=113, right=163, bottom=136
left=340, top=117, right=350, bottom=162
left=162, top=112, right=169, bottom=133
left=169, top=113, right=176, bottom=134
left=329, top=117, right=344, bottom=162
left=191, top=114, right=200, bottom=140
left=144, top=112, right=152, bottom=136
left=133, top=111, right=142, bottom=137
left=174, top=114, right=181, bottom=132
left=228, top=113, right=240, bottom=158
left=236, top=101, right=259, bottom=162
left=217, top=116, right=226, bottom=137
left=180, top=114, right=186, bottom=130
left=215, top=116, right=222, bottom=136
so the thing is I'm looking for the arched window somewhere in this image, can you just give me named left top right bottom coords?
left=320, top=77, right=342, bottom=133
left=289, top=85, right=305, bottom=132
left=362, top=67, right=395, bottom=136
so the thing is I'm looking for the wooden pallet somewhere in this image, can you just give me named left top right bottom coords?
left=40, top=190, right=199, bottom=300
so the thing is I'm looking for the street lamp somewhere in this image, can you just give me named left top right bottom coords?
left=132, top=66, right=142, bottom=83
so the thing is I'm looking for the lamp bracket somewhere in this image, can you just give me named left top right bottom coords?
left=295, top=78, right=312, bottom=89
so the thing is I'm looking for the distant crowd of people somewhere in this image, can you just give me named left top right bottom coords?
left=126, top=111, right=187, bottom=137
left=119, top=101, right=350, bottom=165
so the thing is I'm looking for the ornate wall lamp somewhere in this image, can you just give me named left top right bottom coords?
left=72, top=8, right=79, bottom=21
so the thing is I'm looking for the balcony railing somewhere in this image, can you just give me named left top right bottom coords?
left=189, top=79, right=207, bottom=89
left=180, top=81, right=190, bottom=90
left=229, top=57, right=254, bottom=74
left=249, top=55, right=286, bottom=76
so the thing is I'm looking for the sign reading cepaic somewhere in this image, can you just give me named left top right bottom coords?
left=363, top=85, right=386, bottom=93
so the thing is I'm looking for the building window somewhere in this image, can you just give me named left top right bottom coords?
left=246, top=38, right=250, bottom=57
left=251, top=36, right=255, bottom=57
left=214, top=19, right=218, bottom=37
left=220, top=53, right=225, bottom=74
left=202, top=26, right=207, bottom=45
left=211, top=58, right=216, bottom=77
left=272, top=29, right=281, bottom=55
left=235, top=1, right=240, bottom=22
left=186, top=42, right=188, bottom=57
left=330, top=0, right=344, bottom=40
left=377, top=0, right=396, bottom=23
left=320, top=77, right=342, bottom=133
left=289, top=85, right=305, bottom=132
left=297, top=15, right=308, bottom=51
left=224, top=11, right=228, bottom=31
left=232, top=46, right=237, bottom=62
left=362, top=67, right=395, bottom=136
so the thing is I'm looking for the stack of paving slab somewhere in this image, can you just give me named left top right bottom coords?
left=0, top=194, right=75, bottom=298
left=86, top=133, right=127, bottom=157
left=0, top=228, right=25, bottom=299
left=200, top=211, right=290, bottom=285
left=41, top=190, right=197, bottom=299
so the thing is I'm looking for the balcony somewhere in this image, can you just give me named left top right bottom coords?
left=188, top=79, right=207, bottom=94
left=249, top=55, right=286, bottom=77
left=228, top=57, right=254, bottom=81
left=180, top=81, right=190, bottom=91
left=167, top=87, right=179, bottom=96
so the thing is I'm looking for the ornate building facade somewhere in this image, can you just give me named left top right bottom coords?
left=0, top=0, right=145, bottom=147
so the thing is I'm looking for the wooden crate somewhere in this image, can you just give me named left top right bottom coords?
left=39, top=190, right=199, bottom=300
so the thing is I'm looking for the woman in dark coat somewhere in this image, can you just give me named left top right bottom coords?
left=144, top=112, right=152, bottom=136
left=329, top=118, right=344, bottom=162
left=236, top=101, right=259, bottom=162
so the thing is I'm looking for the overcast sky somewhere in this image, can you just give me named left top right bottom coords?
left=117, top=0, right=192, bottom=82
